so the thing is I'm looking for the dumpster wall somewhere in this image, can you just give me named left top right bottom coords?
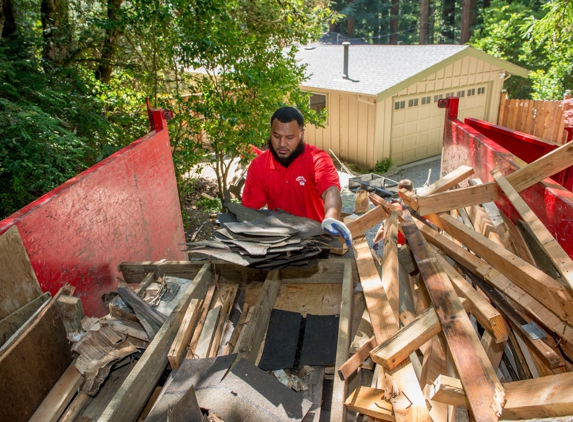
left=0, top=110, right=186, bottom=316
left=440, top=98, right=573, bottom=260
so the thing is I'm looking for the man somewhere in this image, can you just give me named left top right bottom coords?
left=372, top=179, right=413, bottom=251
left=242, top=106, right=352, bottom=247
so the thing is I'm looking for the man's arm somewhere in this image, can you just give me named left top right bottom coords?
left=322, top=185, right=342, bottom=220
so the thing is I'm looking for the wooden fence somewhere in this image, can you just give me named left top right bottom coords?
left=498, top=91, right=572, bottom=144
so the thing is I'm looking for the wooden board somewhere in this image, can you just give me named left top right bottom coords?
left=29, top=362, right=83, bottom=422
left=0, top=291, right=50, bottom=347
left=401, top=208, right=505, bottom=421
left=331, top=262, right=353, bottom=422
left=0, top=289, right=73, bottom=422
left=0, top=226, right=43, bottom=319
left=98, top=264, right=211, bottom=422
left=417, top=165, right=474, bottom=196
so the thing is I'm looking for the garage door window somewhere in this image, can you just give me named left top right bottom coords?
left=395, top=100, right=405, bottom=110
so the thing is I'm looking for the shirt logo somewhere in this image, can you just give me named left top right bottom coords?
left=296, top=176, right=307, bottom=186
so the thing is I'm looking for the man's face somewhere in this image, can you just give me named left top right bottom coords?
left=270, top=119, right=304, bottom=160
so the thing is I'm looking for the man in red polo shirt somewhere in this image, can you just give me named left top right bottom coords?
left=242, top=107, right=352, bottom=247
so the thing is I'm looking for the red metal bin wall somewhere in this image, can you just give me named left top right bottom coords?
left=0, top=111, right=186, bottom=316
left=440, top=102, right=573, bottom=260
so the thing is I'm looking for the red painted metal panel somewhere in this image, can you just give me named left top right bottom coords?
left=440, top=100, right=573, bottom=260
left=0, top=110, right=186, bottom=316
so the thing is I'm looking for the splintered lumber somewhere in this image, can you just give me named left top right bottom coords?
left=353, top=239, right=431, bottom=422
left=98, top=264, right=211, bottom=422
left=429, top=373, right=573, bottom=420
left=416, top=219, right=573, bottom=346
left=344, top=386, right=394, bottom=421
left=346, top=205, right=389, bottom=239
left=436, top=254, right=509, bottom=342
left=417, top=165, right=474, bottom=196
left=0, top=285, right=72, bottom=422
left=117, top=287, right=166, bottom=339
left=381, top=211, right=400, bottom=319
left=401, top=208, right=505, bottom=421
left=135, top=272, right=156, bottom=296
left=0, top=226, right=43, bottom=319
left=0, top=291, right=50, bottom=347
left=60, top=391, right=92, bottom=422
left=430, top=213, right=573, bottom=326
left=338, top=336, right=376, bottom=380
left=371, top=306, right=441, bottom=370
left=425, top=375, right=471, bottom=409
left=208, top=284, right=238, bottom=358
left=29, top=362, right=83, bottom=422
left=187, top=281, right=217, bottom=358
left=405, top=140, right=573, bottom=215
left=492, top=169, right=573, bottom=292
left=331, top=262, right=354, bottom=422
left=468, top=272, right=564, bottom=370
left=194, top=305, right=221, bottom=359
left=168, top=264, right=212, bottom=368
left=233, top=270, right=281, bottom=363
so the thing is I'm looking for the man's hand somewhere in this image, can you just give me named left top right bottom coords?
left=321, top=218, right=352, bottom=248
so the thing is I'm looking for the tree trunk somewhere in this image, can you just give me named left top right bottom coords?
left=419, top=0, right=429, bottom=44
left=390, top=0, right=399, bottom=44
left=346, top=0, right=355, bottom=37
left=41, top=0, right=70, bottom=66
left=0, top=0, right=16, bottom=38
left=428, top=0, right=435, bottom=44
left=95, top=0, right=124, bottom=83
left=441, top=0, right=455, bottom=44
left=460, top=0, right=477, bottom=44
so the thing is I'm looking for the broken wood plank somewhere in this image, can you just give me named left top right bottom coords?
left=415, top=219, right=573, bottom=347
left=344, top=386, right=394, bottom=421
left=301, top=366, right=325, bottom=422
left=467, top=272, right=564, bottom=370
left=187, top=282, right=217, bottom=358
left=98, top=264, right=211, bottom=422
left=417, top=165, right=474, bottom=196
left=338, top=336, right=376, bottom=380
left=29, top=362, right=83, bottom=422
left=493, top=169, right=573, bottom=292
left=500, top=213, right=537, bottom=265
left=346, top=205, right=389, bottom=239
left=0, top=285, right=72, bottom=422
left=381, top=211, right=400, bottom=320
left=481, top=331, right=506, bottom=371
left=134, top=272, right=156, bottom=296
left=0, top=291, right=50, bottom=348
left=353, top=238, right=431, bottom=422
left=436, top=254, right=509, bottom=343
left=208, top=284, right=238, bottom=358
left=0, top=226, right=43, bottom=319
left=60, top=391, right=92, bottom=422
left=117, top=287, right=166, bottom=339
left=168, top=264, right=212, bottom=368
left=194, top=305, right=221, bottom=359
left=233, top=270, right=281, bottom=363
left=408, top=140, right=573, bottom=215
left=331, top=262, right=354, bottom=422
left=401, top=208, right=505, bottom=421
left=429, top=213, right=573, bottom=325
left=430, top=373, right=573, bottom=420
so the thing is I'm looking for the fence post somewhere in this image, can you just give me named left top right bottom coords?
left=559, top=90, right=572, bottom=144
left=498, top=90, right=507, bottom=126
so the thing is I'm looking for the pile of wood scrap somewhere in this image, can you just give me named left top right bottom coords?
left=338, top=140, right=573, bottom=421
left=186, top=201, right=340, bottom=270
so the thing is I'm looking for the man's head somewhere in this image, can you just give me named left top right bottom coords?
left=267, top=107, right=306, bottom=167
left=398, top=179, right=414, bottom=192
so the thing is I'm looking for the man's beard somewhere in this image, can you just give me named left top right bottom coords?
left=267, top=137, right=306, bottom=168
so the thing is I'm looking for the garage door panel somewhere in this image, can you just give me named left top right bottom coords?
left=391, top=85, right=489, bottom=165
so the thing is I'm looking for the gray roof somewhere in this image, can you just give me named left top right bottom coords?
left=297, top=44, right=529, bottom=98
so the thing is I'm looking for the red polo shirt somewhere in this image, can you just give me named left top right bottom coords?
left=242, top=145, right=341, bottom=222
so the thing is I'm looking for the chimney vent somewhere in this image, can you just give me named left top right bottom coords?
left=342, top=42, right=359, bottom=82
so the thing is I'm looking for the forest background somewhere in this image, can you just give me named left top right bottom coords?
left=0, top=0, right=571, bottom=219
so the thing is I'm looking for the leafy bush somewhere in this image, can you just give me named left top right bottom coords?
left=372, top=158, right=393, bottom=174
left=196, top=196, right=222, bottom=214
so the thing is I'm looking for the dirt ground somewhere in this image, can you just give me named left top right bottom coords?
left=182, top=178, right=220, bottom=243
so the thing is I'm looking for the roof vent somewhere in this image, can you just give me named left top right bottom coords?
left=342, top=42, right=359, bottom=83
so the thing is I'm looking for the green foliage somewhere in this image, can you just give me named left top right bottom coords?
left=372, top=157, right=393, bottom=174
left=196, top=196, right=222, bottom=214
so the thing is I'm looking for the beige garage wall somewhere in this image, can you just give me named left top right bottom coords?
left=304, top=89, right=377, bottom=170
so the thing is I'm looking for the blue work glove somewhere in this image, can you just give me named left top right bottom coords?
left=372, top=241, right=380, bottom=251
left=321, top=218, right=353, bottom=248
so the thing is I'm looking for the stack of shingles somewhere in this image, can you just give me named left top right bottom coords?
left=186, top=200, right=340, bottom=271
left=338, top=140, right=573, bottom=422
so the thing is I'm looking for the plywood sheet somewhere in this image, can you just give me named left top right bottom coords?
left=0, top=226, right=42, bottom=319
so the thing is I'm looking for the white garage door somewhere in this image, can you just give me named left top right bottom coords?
left=390, top=85, right=488, bottom=165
